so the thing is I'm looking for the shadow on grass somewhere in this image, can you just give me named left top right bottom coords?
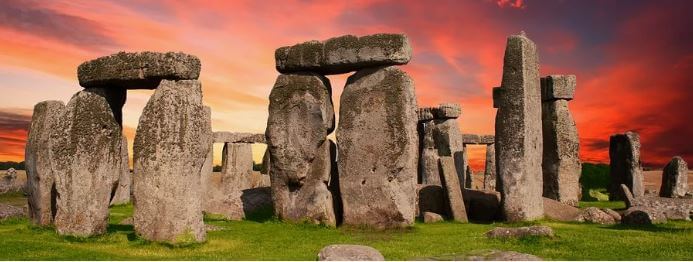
left=107, top=223, right=133, bottom=233
left=244, top=205, right=275, bottom=223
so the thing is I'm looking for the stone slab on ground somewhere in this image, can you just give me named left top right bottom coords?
left=485, top=226, right=554, bottom=238
left=317, top=244, right=384, bottom=261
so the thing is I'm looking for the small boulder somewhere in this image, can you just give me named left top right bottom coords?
left=575, top=207, right=616, bottom=224
left=317, top=244, right=384, bottom=261
left=485, top=226, right=554, bottom=239
left=465, top=249, right=543, bottom=261
left=622, top=207, right=667, bottom=225
left=423, top=212, right=444, bottom=223
left=601, top=208, right=622, bottom=222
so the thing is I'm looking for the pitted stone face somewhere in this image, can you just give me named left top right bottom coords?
left=213, top=132, right=265, bottom=144
left=78, top=51, right=201, bottom=89
left=432, top=103, right=461, bottom=119
left=541, top=75, right=576, bottom=101
left=462, top=134, right=481, bottom=144
left=275, top=33, right=412, bottom=75
left=417, top=107, right=435, bottom=121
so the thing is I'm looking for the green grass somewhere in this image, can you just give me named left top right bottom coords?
left=0, top=191, right=26, bottom=207
left=580, top=163, right=610, bottom=201
left=579, top=201, right=626, bottom=209
left=1, top=203, right=692, bottom=260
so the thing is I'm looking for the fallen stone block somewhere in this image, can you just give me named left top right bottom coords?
left=485, top=226, right=554, bottom=238
left=213, top=132, right=266, bottom=144
left=317, top=244, right=384, bottom=261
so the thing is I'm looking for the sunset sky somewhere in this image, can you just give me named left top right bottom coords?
left=0, top=0, right=691, bottom=170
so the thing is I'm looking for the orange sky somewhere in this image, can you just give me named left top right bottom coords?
left=0, top=0, right=691, bottom=170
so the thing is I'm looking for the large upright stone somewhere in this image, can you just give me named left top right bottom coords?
left=338, top=66, right=418, bottom=228
left=276, top=34, right=412, bottom=75
left=110, top=136, right=131, bottom=206
left=266, top=73, right=336, bottom=226
left=439, top=157, right=469, bottom=222
left=133, top=80, right=210, bottom=243
left=50, top=91, right=122, bottom=236
left=418, top=108, right=440, bottom=185
left=84, top=87, right=126, bottom=125
left=541, top=75, right=581, bottom=206
left=25, top=100, right=64, bottom=226
left=431, top=104, right=465, bottom=189
left=221, top=143, right=253, bottom=177
left=483, top=144, right=496, bottom=191
left=78, top=52, right=201, bottom=89
left=608, top=132, right=644, bottom=200
left=494, top=32, right=544, bottom=221
left=660, top=156, right=688, bottom=198
left=204, top=142, right=251, bottom=220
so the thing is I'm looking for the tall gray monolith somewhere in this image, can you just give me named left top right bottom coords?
left=337, top=66, right=418, bottom=228
left=541, top=75, right=581, bottom=206
left=133, top=80, right=211, bottom=244
left=266, top=73, right=336, bottom=226
left=660, top=156, right=688, bottom=198
left=608, top=131, right=644, bottom=200
left=493, top=32, right=544, bottom=221
left=110, top=136, right=131, bottom=206
left=431, top=104, right=465, bottom=190
left=418, top=107, right=439, bottom=185
left=51, top=91, right=122, bottom=237
left=204, top=142, right=251, bottom=220
left=25, top=100, right=64, bottom=226
left=484, top=144, right=496, bottom=191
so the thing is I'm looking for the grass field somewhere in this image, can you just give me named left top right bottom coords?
left=1, top=203, right=692, bottom=260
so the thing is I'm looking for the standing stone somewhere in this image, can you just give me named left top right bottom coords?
left=50, top=91, right=122, bottom=237
left=608, top=132, right=644, bottom=200
left=439, top=157, right=469, bottom=222
left=266, top=73, right=336, bottom=226
left=204, top=143, right=251, bottom=220
left=260, top=147, right=270, bottom=175
left=418, top=108, right=440, bottom=185
left=84, top=87, right=126, bottom=126
left=493, top=32, right=544, bottom=221
left=25, top=100, right=64, bottom=226
left=483, top=144, right=496, bottom=191
left=110, top=136, right=131, bottom=206
left=200, top=106, right=214, bottom=196
left=431, top=104, right=464, bottom=189
left=541, top=75, right=581, bottom=206
left=338, top=66, right=418, bottom=228
left=660, top=156, right=688, bottom=198
left=465, top=166, right=473, bottom=189
left=133, top=80, right=210, bottom=244
left=221, top=143, right=253, bottom=179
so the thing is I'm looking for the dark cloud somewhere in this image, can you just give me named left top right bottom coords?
left=0, top=109, right=31, bottom=132
left=0, top=0, right=119, bottom=50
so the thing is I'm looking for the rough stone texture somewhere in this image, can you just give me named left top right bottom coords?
left=266, top=73, right=336, bottom=226
left=463, top=189, right=502, bottom=222
left=432, top=103, right=461, bottom=119
left=133, top=80, right=210, bottom=243
left=423, top=211, right=444, bottom=223
left=110, top=136, right=131, bottom=206
left=25, top=100, right=64, bottom=226
left=483, top=144, right=496, bottom=191
left=622, top=207, right=667, bottom=225
left=318, top=244, right=385, bottom=261
left=601, top=208, right=622, bottom=222
left=221, top=143, right=253, bottom=177
left=542, top=197, right=580, bottom=222
left=660, top=156, right=688, bottom=198
left=465, top=166, right=474, bottom=189
left=463, top=134, right=481, bottom=145
left=432, top=118, right=465, bottom=189
left=337, top=66, right=417, bottom=229
left=204, top=143, right=250, bottom=220
left=608, top=132, right=644, bottom=200
left=541, top=76, right=581, bottom=206
left=417, top=184, right=449, bottom=218
left=485, top=226, right=554, bottom=238
left=276, top=33, right=411, bottom=75
left=575, top=207, right=617, bottom=224
left=240, top=186, right=273, bottom=216
left=494, top=32, right=544, bottom=221
left=260, top=147, right=270, bottom=175
left=622, top=185, right=693, bottom=221
left=419, top=118, right=441, bottom=185
left=417, top=107, right=435, bottom=121
left=439, top=157, right=469, bottom=223
left=84, top=87, right=127, bottom=126
left=480, top=135, right=495, bottom=144
left=0, top=169, right=22, bottom=194
left=50, top=91, right=122, bottom=237
left=213, top=132, right=266, bottom=144
left=0, top=204, right=24, bottom=220
left=463, top=250, right=542, bottom=261
left=200, top=107, right=214, bottom=199
left=78, top=52, right=201, bottom=89
left=540, top=75, right=576, bottom=101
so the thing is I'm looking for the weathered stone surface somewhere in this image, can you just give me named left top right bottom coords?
left=221, top=143, right=253, bottom=177
left=276, top=33, right=411, bottom=75
left=540, top=75, right=576, bottom=101
left=419, top=118, right=441, bottom=185
left=485, top=226, right=554, bottom=238
left=622, top=185, right=693, bottom=221
left=660, top=156, right=688, bottom=198
left=465, top=166, right=474, bottom=189
left=25, top=100, right=64, bottom=226
left=260, top=147, right=270, bottom=175
left=492, top=86, right=502, bottom=109
left=78, top=52, right=200, bottom=89
left=464, top=250, right=542, bottom=261
left=483, top=144, right=496, bottom=191
left=0, top=169, right=21, bottom=194
left=541, top=79, right=581, bottom=206
left=432, top=103, right=461, bottom=119
left=575, top=207, right=617, bottom=224
left=463, top=134, right=481, bottom=144
left=200, top=107, right=214, bottom=197
left=266, top=73, right=335, bottom=226
left=494, top=32, right=544, bottom=221
left=432, top=119, right=465, bottom=189
left=608, top=132, right=644, bottom=200
left=439, top=157, right=468, bottom=223
left=417, top=107, right=435, bottom=121
left=84, top=87, right=126, bottom=125
left=133, top=80, right=210, bottom=243
left=213, top=132, right=266, bottom=144
left=480, top=135, right=495, bottom=144
left=317, top=244, right=385, bottom=261
left=542, top=197, right=580, bottom=222
left=417, top=184, right=449, bottom=217
left=240, top=186, right=273, bottom=216
left=51, top=91, right=122, bottom=237
left=0, top=203, right=24, bottom=220
left=204, top=143, right=249, bottom=220
left=602, top=208, right=622, bottom=222
left=110, top=136, right=131, bottom=206
left=338, top=66, right=418, bottom=228
left=463, top=189, right=501, bottom=222
left=622, top=207, right=667, bottom=225
left=423, top=211, right=444, bottom=223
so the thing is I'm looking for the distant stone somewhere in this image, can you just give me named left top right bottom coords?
left=480, top=135, right=495, bottom=144
left=622, top=207, right=667, bottom=225
left=417, top=107, right=435, bottom=121
left=417, top=184, right=449, bottom=217
left=465, top=166, right=474, bottom=189
left=260, top=147, right=270, bottom=175
left=25, top=100, right=64, bottom=226
left=0, top=204, right=24, bottom=220
left=660, top=156, right=688, bottom=198
left=432, top=117, right=465, bottom=189
left=463, top=134, right=481, bottom=145
left=608, top=132, right=644, bottom=200
left=277, top=33, right=411, bottom=75
left=575, top=207, right=617, bottom=224
left=213, top=132, right=266, bottom=144
left=540, top=75, right=576, bottom=101
left=423, top=211, right=444, bottom=223
left=133, top=80, right=211, bottom=244
left=463, top=250, right=542, bottom=261
left=317, top=244, right=385, bottom=261
left=51, top=91, right=122, bottom=237
left=4, top=168, right=16, bottom=179
left=78, top=51, right=200, bottom=89
left=483, top=144, right=496, bottom=191
left=485, top=226, right=554, bottom=239
left=439, top=157, right=468, bottom=223
left=622, top=185, right=693, bottom=221
left=266, top=73, right=336, bottom=226
left=432, top=103, right=461, bottom=119
left=463, top=189, right=502, bottom=222
left=110, top=136, right=131, bottom=206
left=338, top=66, right=418, bottom=229
left=204, top=143, right=250, bottom=220
left=542, top=197, right=580, bottom=222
